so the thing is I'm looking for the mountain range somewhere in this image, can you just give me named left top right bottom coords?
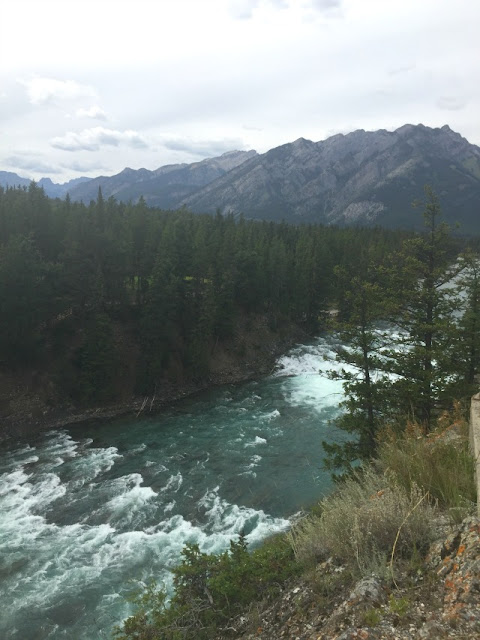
left=2, top=124, right=480, bottom=231
left=0, top=172, right=91, bottom=198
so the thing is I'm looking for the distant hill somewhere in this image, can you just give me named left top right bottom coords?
left=179, top=124, right=480, bottom=232
left=67, top=150, right=257, bottom=207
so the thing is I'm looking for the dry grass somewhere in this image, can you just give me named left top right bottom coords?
left=376, top=410, right=477, bottom=522
left=289, top=466, right=437, bottom=577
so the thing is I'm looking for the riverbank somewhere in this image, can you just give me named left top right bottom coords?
left=0, top=314, right=310, bottom=445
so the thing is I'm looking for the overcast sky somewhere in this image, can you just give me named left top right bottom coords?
left=1, top=0, right=479, bottom=183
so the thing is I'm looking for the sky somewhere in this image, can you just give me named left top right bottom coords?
left=1, top=0, right=479, bottom=184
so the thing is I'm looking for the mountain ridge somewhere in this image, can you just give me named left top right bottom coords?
left=179, top=123, right=480, bottom=230
left=2, top=124, right=479, bottom=231
left=66, top=149, right=258, bottom=207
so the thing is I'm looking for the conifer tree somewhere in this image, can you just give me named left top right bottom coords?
left=388, top=186, right=460, bottom=429
left=323, top=263, right=394, bottom=474
left=450, top=251, right=480, bottom=391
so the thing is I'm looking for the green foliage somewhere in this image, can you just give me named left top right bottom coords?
left=386, top=186, right=461, bottom=428
left=388, top=594, right=410, bottom=618
left=325, top=186, right=477, bottom=476
left=323, top=262, right=396, bottom=473
left=362, top=607, right=383, bottom=627
left=75, top=312, right=118, bottom=402
left=449, top=251, right=480, bottom=391
left=0, top=234, right=52, bottom=363
left=0, top=183, right=408, bottom=401
left=114, top=534, right=298, bottom=640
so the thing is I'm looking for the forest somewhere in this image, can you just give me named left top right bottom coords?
left=0, top=182, right=408, bottom=404
left=1, top=183, right=479, bottom=463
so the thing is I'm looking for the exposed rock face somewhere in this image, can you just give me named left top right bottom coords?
left=67, top=150, right=257, bottom=207
left=181, top=124, right=480, bottom=231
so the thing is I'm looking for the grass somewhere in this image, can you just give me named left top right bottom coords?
left=376, top=409, right=477, bottom=522
left=289, top=465, right=437, bottom=577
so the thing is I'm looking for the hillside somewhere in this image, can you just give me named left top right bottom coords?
left=181, top=124, right=480, bottom=232
left=67, top=150, right=257, bottom=207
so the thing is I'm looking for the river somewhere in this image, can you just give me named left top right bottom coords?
left=0, top=336, right=348, bottom=639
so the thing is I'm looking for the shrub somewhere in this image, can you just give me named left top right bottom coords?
left=289, top=466, right=436, bottom=577
left=114, top=533, right=298, bottom=640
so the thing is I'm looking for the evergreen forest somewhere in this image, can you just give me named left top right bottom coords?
left=0, top=182, right=408, bottom=405
left=1, top=183, right=479, bottom=466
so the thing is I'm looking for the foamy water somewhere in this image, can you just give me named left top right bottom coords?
left=0, top=335, right=346, bottom=639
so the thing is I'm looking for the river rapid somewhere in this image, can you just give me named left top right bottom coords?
left=0, top=336, right=348, bottom=639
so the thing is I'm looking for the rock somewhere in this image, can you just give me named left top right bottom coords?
left=347, top=577, right=388, bottom=607
left=416, top=620, right=448, bottom=638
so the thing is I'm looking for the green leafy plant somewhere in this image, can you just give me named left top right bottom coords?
left=362, top=607, right=383, bottom=627
left=114, top=533, right=298, bottom=640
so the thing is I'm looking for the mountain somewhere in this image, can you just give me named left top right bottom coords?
left=0, top=171, right=32, bottom=190
left=67, top=150, right=257, bottom=207
left=0, top=172, right=91, bottom=198
left=38, top=176, right=91, bottom=198
left=179, top=124, right=480, bottom=231
left=3, top=125, right=479, bottom=231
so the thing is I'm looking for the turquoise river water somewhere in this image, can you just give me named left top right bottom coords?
left=0, top=336, right=349, bottom=639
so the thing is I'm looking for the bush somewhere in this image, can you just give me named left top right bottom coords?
left=114, top=533, right=298, bottom=640
left=289, top=466, right=437, bottom=577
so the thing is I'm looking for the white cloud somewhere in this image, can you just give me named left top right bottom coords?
left=61, top=160, right=107, bottom=173
left=51, top=127, right=149, bottom=152
left=1, top=0, right=480, bottom=184
left=229, top=0, right=339, bottom=19
left=76, top=105, right=107, bottom=120
left=309, top=0, right=342, bottom=9
left=162, top=137, right=248, bottom=157
left=20, top=77, right=96, bottom=105
left=436, top=96, right=467, bottom=112
left=5, top=155, right=62, bottom=174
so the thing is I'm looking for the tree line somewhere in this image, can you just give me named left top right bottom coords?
left=0, top=182, right=407, bottom=404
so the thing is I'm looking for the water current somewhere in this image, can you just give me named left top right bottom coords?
left=0, top=336, right=349, bottom=639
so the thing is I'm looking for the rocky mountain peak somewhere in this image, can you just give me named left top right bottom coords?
left=180, top=124, right=480, bottom=232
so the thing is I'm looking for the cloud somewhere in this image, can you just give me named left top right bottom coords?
left=75, top=105, right=107, bottom=120
left=20, top=77, right=96, bottom=105
left=387, top=64, right=415, bottom=76
left=51, top=127, right=149, bottom=151
left=228, top=0, right=260, bottom=19
left=61, top=160, right=107, bottom=173
left=5, top=155, right=62, bottom=174
left=436, top=96, right=466, bottom=112
left=309, top=0, right=342, bottom=9
left=162, top=136, right=247, bottom=157
left=228, top=0, right=339, bottom=19
left=228, top=0, right=290, bottom=19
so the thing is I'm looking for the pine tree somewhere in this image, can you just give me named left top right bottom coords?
left=323, top=264, right=394, bottom=474
left=450, top=251, right=480, bottom=391
left=387, top=186, right=460, bottom=429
